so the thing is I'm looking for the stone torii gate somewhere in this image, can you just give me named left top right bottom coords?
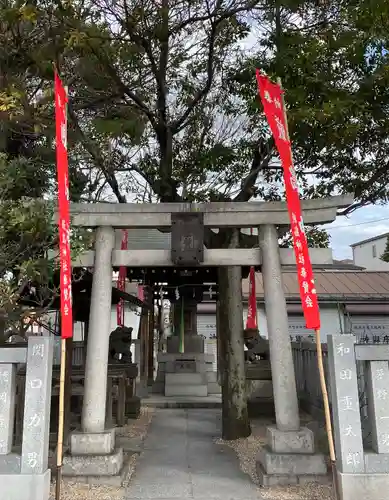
left=63, top=195, right=352, bottom=485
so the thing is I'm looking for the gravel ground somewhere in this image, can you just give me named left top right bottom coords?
left=217, top=417, right=335, bottom=500
left=116, top=407, right=155, bottom=441
left=49, top=407, right=154, bottom=500
left=48, top=409, right=335, bottom=500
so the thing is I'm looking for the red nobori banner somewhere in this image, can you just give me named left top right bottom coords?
left=256, top=70, right=320, bottom=330
left=246, top=266, right=258, bottom=330
left=55, top=71, right=73, bottom=339
left=117, top=230, right=128, bottom=326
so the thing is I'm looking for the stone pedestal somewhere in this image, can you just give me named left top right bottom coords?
left=152, top=298, right=220, bottom=397
left=256, top=427, right=328, bottom=485
left=0, top=470, right=51, bottom=500
left=153, top=352, right=218, bottom=396
left=0, top=337, right=53, bottom=500
left=337, top=472, right=389, bottom=500
left=256, top=225, right=327, bottom=485
left=62, top=429, right=124, bottom=481
left=70, top=429, right=115, bottom=455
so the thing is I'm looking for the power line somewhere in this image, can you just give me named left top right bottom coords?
left=323, top=216, right=389, bottom=230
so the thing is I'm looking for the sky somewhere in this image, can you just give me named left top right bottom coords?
left=321, top=204, right=389, bottom=260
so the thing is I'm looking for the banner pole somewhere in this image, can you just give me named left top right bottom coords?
left=277, top=76, right=338, bottom=498
left=53, top=74, right=72, bottom=500
left=55, top=337, right=67, bottom=500
left=315, top=327, right=339, bottom=497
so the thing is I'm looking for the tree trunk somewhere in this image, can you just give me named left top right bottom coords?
left=218, top=265, right=251, bottom=440
left=0, top=315, right=7, bottom=344
left=216, top=301, right=223, bottom=386
left=161, top=130, right=176, bottom=200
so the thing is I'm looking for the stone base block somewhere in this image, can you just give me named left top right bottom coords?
left=267, top=426, right=315, bottom=454
left=163, top=360, right=208, bottom=374
left=0, top=469, right=50, bottom=500
left=165, top=384, right=208, bottom=397
left=207, top=382, right=221, bottom=394
left=338, top=471, right=389, bottom=500
left=157, top=352, right=214, bottom=364
left=70, top=429, right=115, bottom=456
left=257, top=447, right=327, bottom=478
left=62, top=448, right=123, bottom=476
left=0, top=452, right=21, bottom=474
left=257, top=464, right=330, bottom=487
left=61, top=453, right=132, bottom=487
left=165, top=372, right=205, bottom=385
left=206, top=371, right=217, bottom=383
left=364, top=452, right=389, bottom=473
left=126, top=396, right=141, bottom=419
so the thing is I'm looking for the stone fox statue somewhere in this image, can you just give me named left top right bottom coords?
left=244, top=328, right=269, bottom=363
left=109, top=326, right=133, bottom=363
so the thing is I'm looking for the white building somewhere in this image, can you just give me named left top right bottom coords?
left=197, top=268, right=389, bottom=345
left=351, top=232, right=389, bottom=271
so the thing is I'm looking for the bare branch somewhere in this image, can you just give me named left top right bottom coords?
left=87, top=42, right=158, bottom=129
left=171, top=21, right=218, bottom=133
left=169, top=0, right=262, bottom=36
left=233, top=137, right=275, bottom=202
left=67, top=101, right=127, bottom=203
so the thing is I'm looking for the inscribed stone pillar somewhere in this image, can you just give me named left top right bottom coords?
left=82, top=226, right=115, bottom=433
left=259, top=224, right=300, bottom=432
left=367, top=361, right=389, bottom=454
left=0, top=364, right=16, bottom=455
left=327, top=335, right=364, bottom=473
left=21, top=336, right=53, bottom=474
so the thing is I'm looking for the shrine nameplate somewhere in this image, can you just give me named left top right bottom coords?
left=171, top=213, right=204, bottom=265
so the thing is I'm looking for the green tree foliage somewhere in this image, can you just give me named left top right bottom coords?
left=0, top=152, right=89, bottom=337
left=280, top=226, right=330, bottom=248
left=380, top=235, right=389, bottom=263
left=1, top=1, right=388, bottom=212
left=1, top=0, right=388, bottom=278
left=232, top=0, right=389, bottom=210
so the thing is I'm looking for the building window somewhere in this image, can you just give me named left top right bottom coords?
left=372, top=244, right=377, bottom=258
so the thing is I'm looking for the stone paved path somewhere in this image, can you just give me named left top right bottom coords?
left=125, top=409, right=262, bottom=500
